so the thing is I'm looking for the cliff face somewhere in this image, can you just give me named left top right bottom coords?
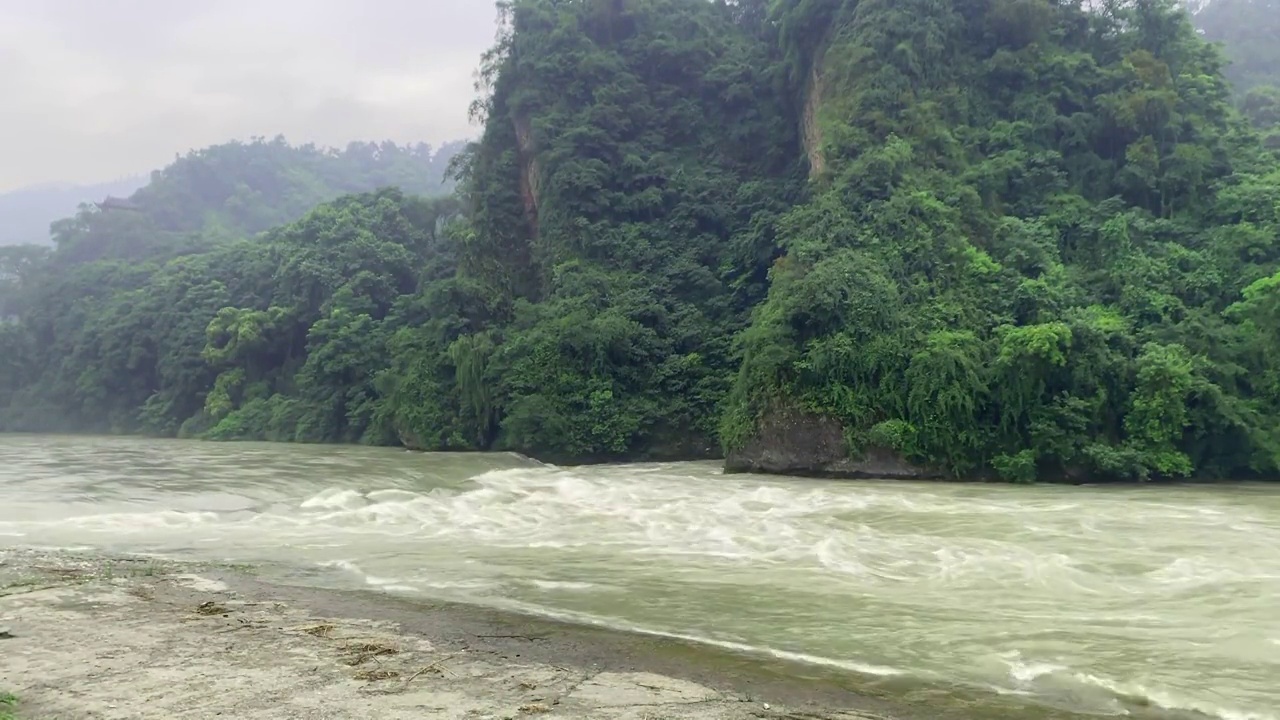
left=513, top=114, right=541, bottom=242
left=801, top=63, right=827, bottom=179
left=724, top=404, right=939, bottom=480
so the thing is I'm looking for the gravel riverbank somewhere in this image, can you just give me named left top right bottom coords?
left=0, top=548, right=1156, bottom=720
left=0, top=548, right=913, bottom=720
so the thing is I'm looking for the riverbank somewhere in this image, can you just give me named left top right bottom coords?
left=1, top=548, right=920, bottom=720
left=0, top=549, right=1253, bottom=720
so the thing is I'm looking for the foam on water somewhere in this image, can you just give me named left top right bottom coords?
left=477, top=594, right=909, bottom=678
left=528, top=579, right=599, bottom=591
left=1073, top=672, right=1280, bottom=720
left=1000, top=651, right=1067, bottom=685
left=3, top=436, right=1280, bottom=719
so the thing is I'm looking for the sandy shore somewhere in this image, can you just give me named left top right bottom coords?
left=0, top=548, right=919, bottom=720
left=0, top=549, right=1138, bottom=720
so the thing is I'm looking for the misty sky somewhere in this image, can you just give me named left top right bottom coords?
left=0, top=0, right=499, bottom=192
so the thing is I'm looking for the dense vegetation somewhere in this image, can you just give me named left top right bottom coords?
left=0, top=139, right=464, bottom=440
left=3, top=0, right=1280, bottom=482
left=718, top=0, right=1280, bottom=482
left=436, top=0, right=806, bottom=460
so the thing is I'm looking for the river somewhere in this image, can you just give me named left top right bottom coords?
left=1, top=434, right=1277, bottom=719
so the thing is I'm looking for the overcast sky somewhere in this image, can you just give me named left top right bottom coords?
left=0, top=0, right=499, bottom=192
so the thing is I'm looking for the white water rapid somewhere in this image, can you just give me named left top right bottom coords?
left=2, top=435, right=1278, bottom=719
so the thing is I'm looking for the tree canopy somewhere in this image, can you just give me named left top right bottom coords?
left=722, top=0, right=1280, bottom=481
left=0, top=139, right=464, bottom=438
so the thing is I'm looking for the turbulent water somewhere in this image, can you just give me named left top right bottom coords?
left=2, top=435, right=1278, bottom=719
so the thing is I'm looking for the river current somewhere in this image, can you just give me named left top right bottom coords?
left=1, top=435, right=1277, bottom=719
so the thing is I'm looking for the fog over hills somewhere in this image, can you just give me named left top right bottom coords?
left=0, top=176, right=148, bottom=246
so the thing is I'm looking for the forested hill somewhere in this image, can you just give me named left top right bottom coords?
left=445, top=0, right=1280, bottom=482
left=4, top=0, right=1280, bottom=483
left=718, top=0, right=1280, bottom=483
left=0, top=137, right=464, bottom=437
left=37, top=137, right=464, bottom=264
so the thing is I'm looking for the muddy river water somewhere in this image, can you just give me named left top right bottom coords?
left=2, top=435, right=1277, bottom=719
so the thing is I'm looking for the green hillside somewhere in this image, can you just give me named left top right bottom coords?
left=0, top=138, right=463, bottom=436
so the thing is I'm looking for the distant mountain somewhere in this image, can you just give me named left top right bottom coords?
left=42, top=136, right=467, bottom=264
left=2, top=136, right=469, bottom=253
left=0, top=176, right=148, bottom=246
left=1191, top=0, right=1279, bottom=93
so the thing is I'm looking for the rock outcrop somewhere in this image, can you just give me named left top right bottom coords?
left=724, top=405, right=940, bottom=480
left=801, top=63, right=826, bottom=179
left=513, top=113, right=541, bottom=241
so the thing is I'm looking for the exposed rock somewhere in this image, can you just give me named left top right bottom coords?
left=514, top=113, right=542, bottom=240
left=635, top=426, right=722, bottom=463
left=800, top=23, right=837, bottom=180
left=802, top=63, right=827, bottom=179
left=724, top=405, right=941, bottom=480
left=396, top=427, right=426, bottom=452
left=0, top=548, right=904, bottom=720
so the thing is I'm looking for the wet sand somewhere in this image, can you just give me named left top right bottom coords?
left=0, top=548, right=1108, bottom=720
